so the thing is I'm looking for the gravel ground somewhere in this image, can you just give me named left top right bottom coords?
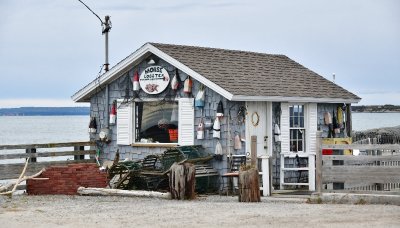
left=0, top=194, right=399, bottom=228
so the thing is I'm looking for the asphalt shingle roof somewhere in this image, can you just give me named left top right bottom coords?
left=150, top=43, right=360, bottom=101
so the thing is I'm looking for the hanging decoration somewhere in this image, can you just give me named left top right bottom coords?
left=109, top=101, right=117, bottom=125
left=212, top=117, right=221, bottom=139
left=197, top=118, right=205, bottom=140
left=214, top=141, right=223, bottom=161
left=88, top=117, right=97, bottom=133
left=170, top=103, right=179, bottom=122
left=234, top=132, right=242, bottom=150
left=337, top=105, right=344, bottom=128
left=324, top=112, right=332, bottom=125
left=274, top=123, right=281, bottom=142
left=216, top=101, right=224, bottom=117
left=251, top=112, right=259, bottom=126
left=195, top=85, right=205, bottom=108
left=183, top=76, right=193, bottom=94
left=171, top=68, right=180, bottom=91
left=333, top=110, right=340, bottom=134
left=133, top=70, right=140, bottom=91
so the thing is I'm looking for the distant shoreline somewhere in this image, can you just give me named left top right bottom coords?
left=0, top=107, right=89, bottom=116
left=352, top=105, right=400, bottom=113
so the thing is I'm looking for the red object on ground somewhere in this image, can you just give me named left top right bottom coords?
left=27, top=163, right=107, bottom=195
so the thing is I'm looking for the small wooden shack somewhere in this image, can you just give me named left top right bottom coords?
left=72, top=43, right=360, bottom=194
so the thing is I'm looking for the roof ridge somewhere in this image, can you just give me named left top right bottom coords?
left=149, top=42, right=286, bottom=58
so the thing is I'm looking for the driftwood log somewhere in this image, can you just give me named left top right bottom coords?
left=169, top=162, right=196, bottom=200
left=238, top=168, right=261, bottom=202
left=77, top=187, right=171, bottom=199
left=0, top=168, right=47, bottom=195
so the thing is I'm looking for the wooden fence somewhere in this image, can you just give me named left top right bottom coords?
left=0, top=141, right=96, bottom=180
left=316, top=134, right=400, bottom=194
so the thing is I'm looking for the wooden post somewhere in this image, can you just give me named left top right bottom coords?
left=26, top=148, right=36, bottom=163
left=316, top=131, right=323, bottom=195
left=346, top=104, right=352, bottom=137
left=261, top=156, right=271, bottom=196
left=251, top=136, right=257, bottom=167
left=238, top=168, right=260, bottom=202
left=169, top=162, right=196, bottom=200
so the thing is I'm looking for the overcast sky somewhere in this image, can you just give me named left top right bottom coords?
left=0, top=0, right=399, bottom=107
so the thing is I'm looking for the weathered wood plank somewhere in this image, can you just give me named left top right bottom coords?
left=0, top=150, right=96, bottom=160
left=322, top=155, right=400, bottom=167
left=0, top=160, right=96, bottom=180
left=321, top=144, right=400, bottom=150
left=322, top=166, right=400, bottom=183
left=0, top=141, right=95, bottom=150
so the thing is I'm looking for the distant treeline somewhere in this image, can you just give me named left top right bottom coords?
left=0, top=107, right=90, bottom=116
left=352, top=105, right=400, bottom=113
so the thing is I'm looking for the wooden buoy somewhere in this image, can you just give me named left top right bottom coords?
left=169, top=162, right=196, bottom=200
left=238, top=168, right=261, bottom=202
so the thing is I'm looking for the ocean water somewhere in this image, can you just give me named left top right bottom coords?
left=0, top=116, right=90, bottom=182
left=0, top=116, right=89, bottom=145
left=0, top=113, right=399, bottom=145
left=351, top=112, right=400, bottom=131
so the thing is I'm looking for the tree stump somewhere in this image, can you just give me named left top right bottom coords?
left=169, top=162, right=196, bottom=200
left=238, top=168, right=261, bottom=202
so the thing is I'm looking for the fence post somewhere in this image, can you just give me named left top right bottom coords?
left=316, top=131, right=323, bottom=195
left=74, top=146, right=85, bottom=160
left=26, top=148, right=36, bottom=163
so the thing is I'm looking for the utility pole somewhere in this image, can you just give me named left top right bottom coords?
left=102, top=15, right=111, bottom=72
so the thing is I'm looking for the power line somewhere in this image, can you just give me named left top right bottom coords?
left=77, top=0, right=103, bottom=26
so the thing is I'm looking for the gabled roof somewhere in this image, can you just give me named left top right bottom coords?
left=72, top=42, right=360, bottom=103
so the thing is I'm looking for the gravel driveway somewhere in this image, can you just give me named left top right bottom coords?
left=1, top=195, right=399, bottom=228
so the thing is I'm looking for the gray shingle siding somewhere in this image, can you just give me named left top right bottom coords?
left=90, top=56, right=245, bottom=175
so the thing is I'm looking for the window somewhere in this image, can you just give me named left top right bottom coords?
left=135, top=101, right=178, bottom=143
left=117, top=98, right=194, bottom=146
left=289, top=104, right=305, bottom=152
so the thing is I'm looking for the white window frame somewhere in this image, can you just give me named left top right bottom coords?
left=289, top=104, right=306, bottom=153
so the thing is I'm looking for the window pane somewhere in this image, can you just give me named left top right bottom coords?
left=136, top=101, right=178, bottom=143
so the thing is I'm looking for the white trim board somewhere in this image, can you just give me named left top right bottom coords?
left=231, top=95, right=360, bottom=104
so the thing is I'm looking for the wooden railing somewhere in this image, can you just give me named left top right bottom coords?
left=0, top=141, right=96, bottom=180
left=316, top=132, right=400, bottom=194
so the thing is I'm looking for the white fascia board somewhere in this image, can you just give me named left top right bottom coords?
left=231, top=95, right=361, bottom=104
left=72, top=43, right=154, bottom=102
left=149, top=47, right=234, bottom=101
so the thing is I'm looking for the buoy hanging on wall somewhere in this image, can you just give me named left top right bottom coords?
left=133, top=70, right=140, bottom=91
left=216, top=101, right=224, bottom=117
left=171, top=69, right=180, bottom=91
left=183, top=76, right=192, bottom=94
left=109, top=101, right=117, bottom=125
left=197, top=119, right=205, bottom=140
left=213, top=117, right=221, bottom=139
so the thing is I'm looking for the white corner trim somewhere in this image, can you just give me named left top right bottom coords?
left=231, top=95, right=360, bottom=104
left=72, top=43, right=234, bottom=102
